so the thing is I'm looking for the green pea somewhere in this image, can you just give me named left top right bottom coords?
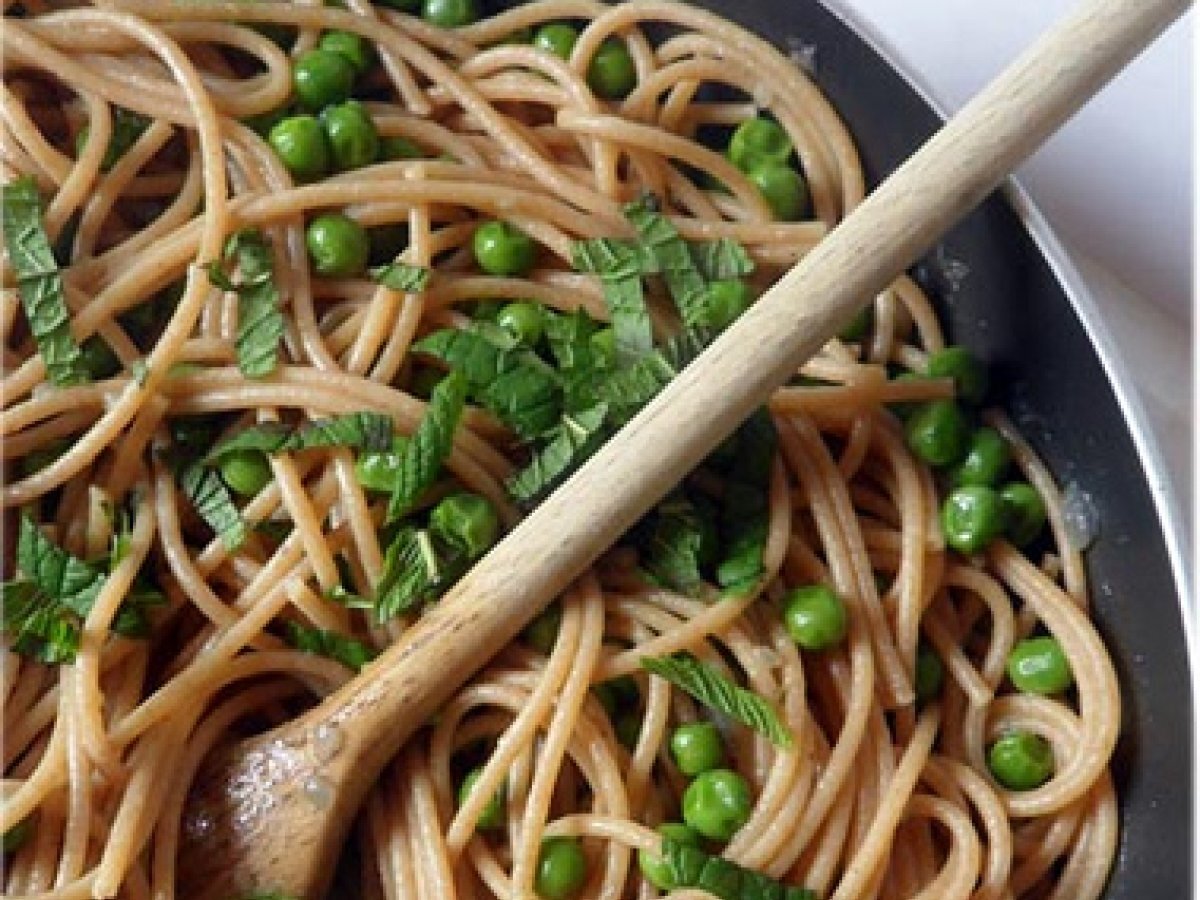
left=496, top=301, right=546, bottom=346
left=533, top=22, right=579, bottom=60
left=914, top=643, right=944, bottom=703
left=926, top=346, right=988, bottom=405
left=988, top=730, right=1054, bottom=791
left=586, top=37, right=636, bottom=100
left=377, top=0, right=420, bottom=9
left=306, top=212, right=369, bottom=277
left=746, top=161, right=808, bottom=222
left=3, top=818, right=32, bottom=854
left=355, top=437, right=404, bottom=493
left=368, top=222, right=410, bottom=266
left=681, top=768, right=752, bottom=842
left=535, top=837, right=587, bottom=900
left=378, top=135, right=425, bottom=160
left=422, top=0, right=478, bottom=28
left=904, top=400, right=970, bottom=467
left=940, top=485, right=1008, bottom=554
left=704, top=279, right=753, bottom=329
left=839, top=304, right=873, bottom=343
left=292, top=49, right=356, bottom=110
left=782, top=584, right=847, bottom=651
left=457, top=767, right=504, bottom=830
left=1000, top=482, right=1046, bottom=547
left=268, top=114, right=331, bottom=181
left=952, top=426, right=1011, bottom=488
left=320, top=100, right=379, bottom=171
left=18, top=437, right=70, bottom=479
left=523, top=602, right=561, bottom=654
left=80, top=335, right=122, bottom=379
left=473, top=220, right=537, bottom=276
left=318, top=30, right=375, bottom=75
left=219, top=449, right=273, bottom=497
left=1007, top=636, right=1073, bottom=695
left=429, top=492, right=499, bottom=559
left=727, top=117, right=792, bottom=172
left=637, top=823, right=700, bottom=890
left=669, top=721, right=725, bottom=776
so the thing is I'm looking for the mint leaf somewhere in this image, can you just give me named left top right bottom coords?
left=205, top=411, right=393, bottom=464
left=572, top=237, right=652, bottom=366
left=689, top=238, right=756, bottom=282
left=374, top=527, right=463, bottom=620
left=596, top=327, right=712, bottom=425
left=2, top=514, right=163, bottom=662
left=639, top=493, right=716, bottom=595
left=507, top=403, right=609, bottom=507
left=371, top=261, right=430, bottom=293
left=1, top=177, right=88, bottom=386
left=624, top=198, right=711, bottom=329
left=715, top=410, right=776, bottom=591
left=387, top=370, right=467, bottom=521
left=659, top=838, right=815, bottom=900
left=208, top=229, right=284, bottom=378
left=641, top=653, right=793, bottom=748
left=179, top=462, right=246, bottom=550
left=17, top=514, right=105, bottom=617
left=284, top=622, right=377, bottom=672
left=415, top=328, right=560, bottom=439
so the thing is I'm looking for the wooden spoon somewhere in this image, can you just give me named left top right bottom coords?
left=178, top=0, right=1189, bottom=895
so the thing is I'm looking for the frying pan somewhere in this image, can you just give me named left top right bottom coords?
left=666, top=0, right=1195, bottom=895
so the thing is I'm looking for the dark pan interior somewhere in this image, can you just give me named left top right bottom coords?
left=680, top=0, right=1193, bottom=894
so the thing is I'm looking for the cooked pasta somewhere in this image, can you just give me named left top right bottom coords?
left=1, top=1, right=1120, bottom=899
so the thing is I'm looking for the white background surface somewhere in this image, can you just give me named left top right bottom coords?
left=826, top=0, right=1194, bottom=512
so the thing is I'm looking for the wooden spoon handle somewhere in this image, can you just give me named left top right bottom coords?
left=183, top=0, right=1190, bottom=895
left=320, top=0, right=1188, bottom=778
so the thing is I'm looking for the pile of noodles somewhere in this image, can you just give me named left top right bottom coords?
left=1, top=1, right=1120, bottom=898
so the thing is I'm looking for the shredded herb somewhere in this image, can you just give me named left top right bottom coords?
left=624, top=198, right=712, bottom=328
left=415, top=328, right=560, bottom=439
left=374, top=527, right=464, bottom=621
left=1, top=514, right=164, bottom=662
left=572, top=237, right=652, bottom=366
left=372, top=261, right=431, bottom=293
left=641, top=653, right=793, bottom=748
left=638, top=492, right=717, bottom=595
left=658, top=837, right=815, bottom=900
left=1, top=177, right=88, bottom=386
left=205, top=411, right=393, bottom=464
left=506, top=403, right=609, bottom=507
left=179, top=461, right=247, bottom=550
left=690, top=238, right=756, bottom=281
left=207, top=229, right=285, bottom=378
left=715, top=410, right=777, bottom=591
left=387, top=370, right=467, bottom=521
left=596, top=327, right=713, bottom=425
left=284, top=622, right=377, bottom=672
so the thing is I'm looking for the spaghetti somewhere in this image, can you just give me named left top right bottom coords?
left=0, top=1, right=1120, bottom=899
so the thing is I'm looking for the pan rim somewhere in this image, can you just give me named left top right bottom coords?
left=816, top=0, right=1195, bottom=665
left=813, top=0, right=1198, bottom=885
